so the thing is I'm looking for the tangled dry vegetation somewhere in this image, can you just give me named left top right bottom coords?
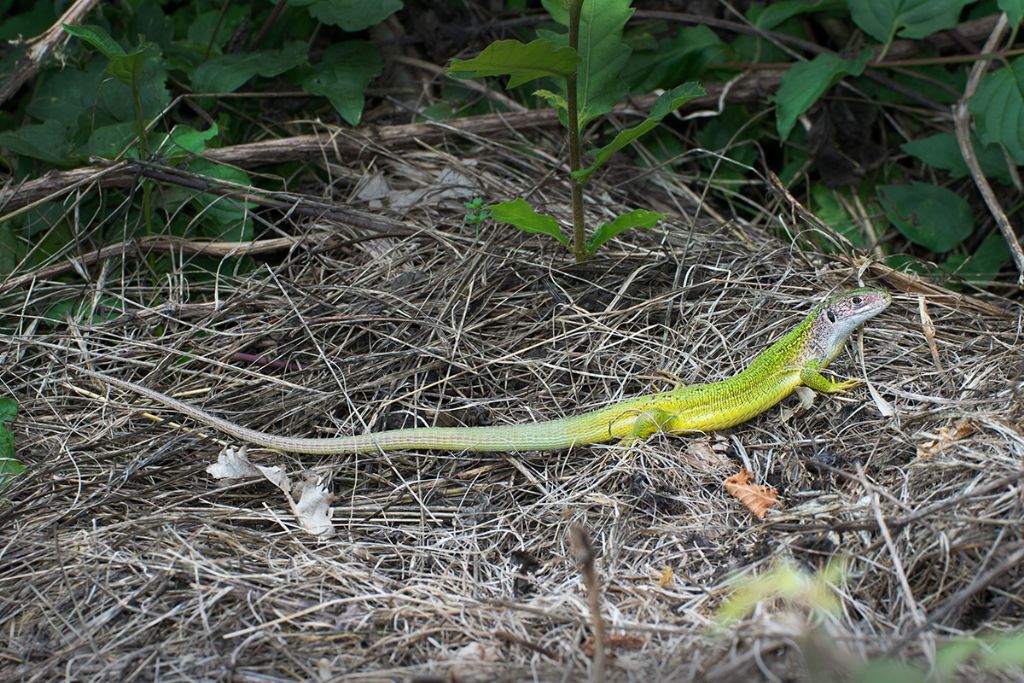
left=2, top=127, right=1023, bottom=682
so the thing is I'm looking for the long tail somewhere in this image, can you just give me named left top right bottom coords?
left=77, top=368, right=624, bottom=454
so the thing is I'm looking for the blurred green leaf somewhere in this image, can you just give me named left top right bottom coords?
left=448, top=39, right=578, bottom=89
left=490, top=199, right=568, bottom=246
left=854, top=659, right=926, bottom=683
left=0, top=120, right=79, bottom=165
left=0, top=398, right=15, bottom=425
left=63, top=24, right=146, bottom=87
left=754, top=0, right=846, bottom=29
left=0, top=3, right=55, bottom=40
left=302, top=41, right=383, bottom=125
left=159, top=123, right=220, bottom=158
left=969, top=56, right=1024, bottom=165
left=877, top=182, right=973, bottom=252
left=622, top=25, right=725, bottom=94
left=289, top=0, right=403, bottom=31
left=775, top=49, right=871, bottom=140
left=851, top=0, right=976, bottom=44
left=980, top=632, right=1024, bottom=669
left=999, top=0, right=1024, bottom=27
left=901, top=132, right=1013, bottom=184
left=574, top=82, right=704, bottom=184
left=192, top=42, right=308, bottom=93
left=586, top=209, right=663, bottom=255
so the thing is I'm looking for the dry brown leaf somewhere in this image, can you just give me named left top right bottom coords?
left=581, top=633, right=646, bottom=657
left=724, top=468, right=780, bottom=519
left=657, top=567, right=674, bottom=588
left=917, top=421, right=975, bottom=460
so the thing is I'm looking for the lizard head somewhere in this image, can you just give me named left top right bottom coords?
left=807, top=288, right=891, bottom=364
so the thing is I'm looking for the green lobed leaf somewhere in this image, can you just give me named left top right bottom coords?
left=490, top=199, right=568, bottom=246
left=901, top=132, right=1013, bottom=184
left=999, top=0, right=1024, bottom=28
left=447, top=39, right=578, bottom=89
left=302, top=41, right=383, bottom=125
left=775, top=49, right=871, bottom=140
left=850, top=0, right=977, bottom=44
left=969, top=56, right=1024, bottom=165
left=192, top=42, right=308, bottom=93
left=877, top=182, right=973, bottom=253
left=288, top=0, right=403, bottom=31
left=586, top=209, right=663, bottom=255
left=574, top=82, right=704, bottom=184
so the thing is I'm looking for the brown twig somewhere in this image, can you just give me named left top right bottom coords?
left=0, top=0, right=100, bottom=106
left=953, top=13, right=1024, bottom=287
left=571, top=525, right=606, bottom=683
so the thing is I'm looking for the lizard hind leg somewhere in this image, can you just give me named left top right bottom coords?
left=616, top=406, right=674, bottom=447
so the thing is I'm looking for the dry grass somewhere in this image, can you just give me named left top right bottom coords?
left=2, top=126, right=1023, bottom=682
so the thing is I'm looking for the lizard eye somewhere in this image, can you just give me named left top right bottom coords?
left=852, top=296, right=863, bottom=305
left=827, top=309, right=837, bottom=323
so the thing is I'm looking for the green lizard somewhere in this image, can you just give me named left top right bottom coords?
left=76, top=288, right=890, bottom=454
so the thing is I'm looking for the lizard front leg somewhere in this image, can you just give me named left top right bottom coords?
left=800, top=361, right=861, bottom=393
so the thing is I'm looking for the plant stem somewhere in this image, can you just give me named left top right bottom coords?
left=566, top=0, right=586, bottom=263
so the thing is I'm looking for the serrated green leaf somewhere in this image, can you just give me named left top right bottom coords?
left=288, top=0, right=403, bottom=31
left=754, top=0, right=846, bottom=29
left=490, top=199, right=568, bottom=246
left=447, top=39, right=578, bottom=89
left=877, top=182, right=973, bottom=252
left=1000, top=0, right=1024, bottom=27
left=574, top=82, right=704, bottom=184
left=302, top=41, right=383, bottom=125
left=586, top=209, right=663, bottom=255
left=534, top=88, right=569, bottom=111
left=969, top=56, right=1024, bottom=165
left=850, top=0, right=977, bottom=44
left=775, top=49, right=871, bottom=140
left=901, top=132, right=1013, bottom=184
left=192, top=42, right=308, bottom=93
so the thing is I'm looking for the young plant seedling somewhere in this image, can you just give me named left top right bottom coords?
left=448, top=0, right=703, bottom=262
